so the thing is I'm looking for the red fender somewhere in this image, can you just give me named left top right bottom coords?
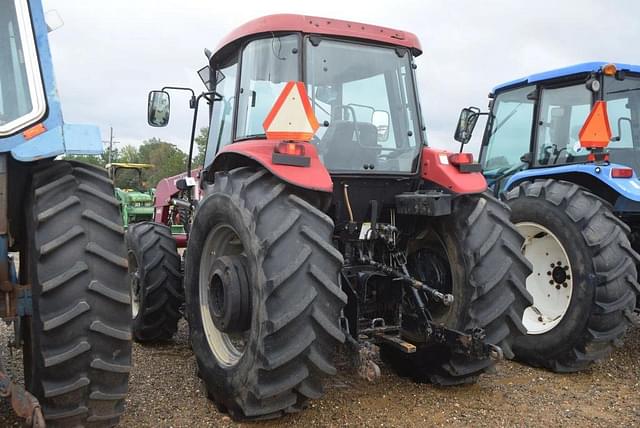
left=212, top=140, right=333, bottom=193
left=420, top=147, right=487, bottom=194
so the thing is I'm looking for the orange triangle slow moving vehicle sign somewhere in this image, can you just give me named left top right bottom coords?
left=579, top=100, right=612, bottom=149
left=263, top=81, right=320, bottom=141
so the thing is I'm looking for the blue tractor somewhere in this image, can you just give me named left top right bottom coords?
left=456, top=62, right=640, bottom=372
left=0, top=0, right=131, bottom=425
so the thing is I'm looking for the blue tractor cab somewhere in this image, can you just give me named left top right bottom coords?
left=456, top=62, right=640, bottom=373
left=0, top=0, right=130, bottom=425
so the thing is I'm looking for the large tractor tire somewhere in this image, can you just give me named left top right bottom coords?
left=23, top=161, right=131, bottom=427
left=381, top=193, right=532, bottom=385
left=504, top=179, right=640, bottom=372
left=185, top=167, right=346, bottom=420
left=126, top=222, right=183, bottom=342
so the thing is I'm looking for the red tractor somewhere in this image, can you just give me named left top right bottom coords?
left=128, top=14, right=532, bottom=420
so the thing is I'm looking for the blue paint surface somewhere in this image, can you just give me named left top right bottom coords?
left=503, top=163, right=640, bottom=202
left=493, top=62, right=640, bottom=93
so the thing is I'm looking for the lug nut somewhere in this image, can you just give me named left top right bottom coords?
left=538, top=316, right=543, bottom=322
left=549, top=280, right=554, bottom=285
left=547, top=271, right=552, bottom=275
left=563, top=283, right=568, bottom=288
left=556, top=261, right=562, bottom=265
left=563, top=266, right=569, bottom=271
left=556, top=285, right=561, bottom=290
left=550, top=263, right=555, bottom=268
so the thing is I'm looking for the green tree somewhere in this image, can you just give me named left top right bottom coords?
left=138, top=138, right=187, bottom=187
left=118, top=144, right=141, bottom=163
left=193, top=127, right=209, bottom=167
left=64, top=154, right=105, bottom=167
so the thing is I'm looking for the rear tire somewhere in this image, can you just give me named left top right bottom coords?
left=23, top=161, right=131, bottom=427
left=126, top=222, right=183, bottom=342
left=505, top=179, right=640, bottom=372
left=185, top=167, right=346, bottom=420
left=382, top=193, right=532, bottom=385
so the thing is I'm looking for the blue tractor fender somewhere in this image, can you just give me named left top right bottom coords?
left=502, top=163, right=640, bottom=212
left=0, top=0, right=103, bottom=161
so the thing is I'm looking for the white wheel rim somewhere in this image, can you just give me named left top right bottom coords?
left=199, top=223, right=248, bottom=367
left=128, top=252, right=140, bottom=318
left=517, top=222, right=573, bottom=335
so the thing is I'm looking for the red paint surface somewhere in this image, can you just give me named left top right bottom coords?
left=153, top=167, right=202, bottom=222
left=420, top=147, right=487, bottom=194
left=212, top=14, right=422, bottom=63
left=213, top=140, right=333, bottom=193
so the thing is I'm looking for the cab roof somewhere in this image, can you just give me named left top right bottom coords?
left=493, top=61, right=640, bottom=93
left=211, top=14, right=422, bottom=64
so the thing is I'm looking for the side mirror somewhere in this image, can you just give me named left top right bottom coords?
left=371, top=110, right=390, bottom=142
left=148, top=90, right=170, bottom=127
left=454, top=107, right=480, bottom=144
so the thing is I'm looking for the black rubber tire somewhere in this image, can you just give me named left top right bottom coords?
left=381, top=192, right=533, bottom=385
left=504, top=179, right=640, bottom=372
left=185, top=167, right=346, bottom=420
left=22, top=161, right=131, bottom=427
left=126, top=221, right=183, bottom=342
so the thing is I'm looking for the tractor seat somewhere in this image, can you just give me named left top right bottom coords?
left=322, top=120, right=379, bottom=170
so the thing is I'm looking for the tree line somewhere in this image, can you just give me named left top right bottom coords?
left=67, top=128, right=208, bottom=190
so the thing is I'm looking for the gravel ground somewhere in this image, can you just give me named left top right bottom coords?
left=1, top=319, right=639, bottom=427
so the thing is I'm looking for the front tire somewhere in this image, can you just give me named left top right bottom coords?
left=185, top=167, right=346, bottom=420
left=126, top=222, right=183, bottom=342
left=505, top=179, right=640, bottom=372
left=23, top=161, right=131, bottom=426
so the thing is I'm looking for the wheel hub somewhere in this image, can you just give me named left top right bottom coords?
left=207, top=255, right=251, bottom=333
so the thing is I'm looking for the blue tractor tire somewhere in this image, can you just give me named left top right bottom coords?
left=504, top=179, right=640, bottom=372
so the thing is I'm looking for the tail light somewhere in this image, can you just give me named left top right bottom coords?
left=448, top=152, right=474, bottom=165
left=611, top=167, right=633, bottom=178
left=275, top=142, right=306, bottom=156
left=448, top=152, right=482, bottom=173
left=272, top=142, right=310, bottom=167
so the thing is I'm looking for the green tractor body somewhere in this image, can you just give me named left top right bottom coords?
left=108, top=162, right=156, bottom=227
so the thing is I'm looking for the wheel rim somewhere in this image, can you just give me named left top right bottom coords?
left=408, top=241, right=453, bottom=321
left=517, top=222, right=573, bottom=335
left=127, top=251, right=140, bottom=318
left=199, top=223, right=249, bottom=367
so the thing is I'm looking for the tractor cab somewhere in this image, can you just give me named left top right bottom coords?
left=149, top=15, right=426, bottom=180
left=457, top=62, right=640, bottom=196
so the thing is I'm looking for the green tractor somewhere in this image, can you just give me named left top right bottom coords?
left=108, top=162, right=156, bottom=228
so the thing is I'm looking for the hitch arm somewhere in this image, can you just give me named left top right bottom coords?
left=360, top=256, right=454, bottom=306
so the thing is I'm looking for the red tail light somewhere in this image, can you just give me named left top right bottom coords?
left=611, top=167, right=633, bottom=178
left=448, top=153, right=474, bottom=165
left=275, top=142, right=306, bottom=156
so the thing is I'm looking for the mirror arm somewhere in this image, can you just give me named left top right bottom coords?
left=162, top=86, right=197, bottom=109
left=186, top=91, right=217, bottom=179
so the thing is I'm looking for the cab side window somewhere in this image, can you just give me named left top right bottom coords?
left=204, top=60, right=238, bottom=168
left=536, top=85, right=591, bottom=165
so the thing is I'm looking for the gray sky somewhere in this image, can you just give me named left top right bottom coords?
left=43, top=0, right=640, bottom=156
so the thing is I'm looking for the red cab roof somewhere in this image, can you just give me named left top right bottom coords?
left=211, top=14, right=422, bottom=63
